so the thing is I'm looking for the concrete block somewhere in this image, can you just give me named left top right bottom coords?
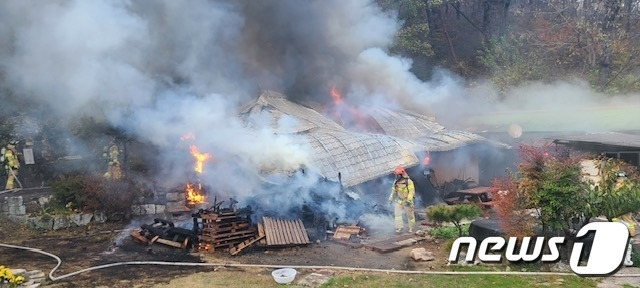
left=9, top=205, right=26, bottom=215
left=143, top=204, right=155, bottom=215
left=7, top=196, right=23, bottom=207
left=155, top=204, right=166, bottom=214
left=8, top=214, right=30, bottom=224
left=166, top=193, right=185, bottom=202
left=166, top=201, right=187, bottom=211
left=131, top=205, right=144, bottom=215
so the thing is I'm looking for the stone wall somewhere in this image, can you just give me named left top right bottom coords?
left=2, top=195, right=168, bottom=230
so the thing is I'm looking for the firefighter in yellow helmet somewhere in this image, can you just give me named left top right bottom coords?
left=611, top=171, right=636, bottom=266
left=389, top=166, right=416, bottom=234
left=3, top=140, right=21, bottom=190
left=103, top=140, right=122, bottom=180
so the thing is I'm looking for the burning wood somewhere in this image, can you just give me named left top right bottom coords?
left=130, top=218, right=195, bottom=250
left=193, top=204, right=257, bottom=254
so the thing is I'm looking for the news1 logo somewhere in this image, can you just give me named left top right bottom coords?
left=448, top=222, right=630, bottom=276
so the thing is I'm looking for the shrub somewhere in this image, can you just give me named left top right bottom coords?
left=0, top=265, right=24, bottom=287
left=426, top=204, right=482, bottom=236
left=49, top=174, right=147, bottom=221
left=429, top=224, right=470, bottom=239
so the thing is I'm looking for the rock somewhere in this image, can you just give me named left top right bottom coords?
left=6, top=196, right=23, bottom=207
left=23, top=284, right=41, bottom=288
left=131, top=205, right=144, bottom=215
left=143, top=204, right=156, bottom=215
left=24, top=270, right=45, bottom=279
left=71, top=213, right=93, bottom=226
left=30, top=216, right=54, bottom=230
left=166, top=193, right=185, bottom=202
left=0, top=202, right=7, bottom=213
left=37, top=196, right=50, bottom=207
left=10, top=268, right=26, bottom=275
left=9, top=205, right=26, bottom=215
left=53, top=216, right=70, bottom=230
left=93, top=212, right=107, bottom=223
left=505, top=266, right=511, bottom=272
left=410, top=248, right=435, bottom=261
left=296, top=273, right=331, bottom=287
left=8, top=214, right=29, bottom=224
left=154, top=205, right=165, bottom=214
left=166, top=201, right=187, bottom=211
left=25, top=201, right=40, bottom=213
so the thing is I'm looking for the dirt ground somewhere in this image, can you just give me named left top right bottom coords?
left=0, top=216, right=449, bottom=288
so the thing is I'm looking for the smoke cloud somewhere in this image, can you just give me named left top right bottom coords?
left=1, top=0, right=636, bottom=229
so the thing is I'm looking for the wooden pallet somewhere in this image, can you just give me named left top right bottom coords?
left=363, top=234, right=425, bottom=253
left=333, top=225, right=362, bottom=240
left=262, top=217, right=310, bottom=246
left=230, top=235, right=266, bottom=256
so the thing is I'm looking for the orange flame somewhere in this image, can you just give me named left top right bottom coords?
left=329, top=86, right=372, bottom=132
left=186, top=183, right=205, bottom=204
left=330, top=86, right=344, bottom=105
left=422, top=151, right=431, bottom=165
left=189, top=145, right=211, bottom=174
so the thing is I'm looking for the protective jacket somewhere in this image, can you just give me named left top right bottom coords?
left=389, top=177, right=415, bottom=205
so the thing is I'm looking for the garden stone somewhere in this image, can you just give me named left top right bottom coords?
left=131, top=205, right=144, bottom=215
left=53, top=216, right=70, bottom=230
left=8, top=215, right=29, bottom=224
left=166, top=192, right=185, bottom=202
left=37, top=196, right=50, bottom=207
left=8, top=205, right=26, bottom=215
left=6, top=196, right=23, bottom=207
left=410, top=248, right=435, bottom=261
left=10, top=268, right=26, bottom=275
left=143, top=204, right=156, bottom=215
left=31, top=216, right=54, bottom=230
left=155, top=205, right=165, bottom=214
left=71, top=213, right=93, bottom=226
left=93, top=212, right=107, bottom=223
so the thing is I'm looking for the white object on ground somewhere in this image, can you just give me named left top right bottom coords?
left=271, top=268, right=297, bottom=284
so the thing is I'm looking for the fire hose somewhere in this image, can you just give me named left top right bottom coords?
left=3, top=243, right=640, bottom=281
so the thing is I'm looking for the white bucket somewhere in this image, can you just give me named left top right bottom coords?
left=271, top=268, right=297, bottom=284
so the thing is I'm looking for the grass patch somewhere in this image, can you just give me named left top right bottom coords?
left=428, top=224, right=470, bottom=239
left=320, top=273, right=596, bottom=288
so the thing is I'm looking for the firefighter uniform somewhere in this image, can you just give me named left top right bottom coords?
left=3, top=142, right=20, bottom=190
left=389, top=166, right=416, bottom=233
left=104, top=142, right=122, bottom=180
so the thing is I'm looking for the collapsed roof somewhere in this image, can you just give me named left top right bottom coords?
left=240, top=91, right=506, bottom=187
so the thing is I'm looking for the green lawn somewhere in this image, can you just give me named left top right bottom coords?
left=320, top=273, right=597, bottom=288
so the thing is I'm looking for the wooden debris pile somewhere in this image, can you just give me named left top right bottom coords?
left=193, top=205, right=259, bottom=254
left=328, top=223, right=367, bottom=248
left=130, top=218, right=195, bottom=249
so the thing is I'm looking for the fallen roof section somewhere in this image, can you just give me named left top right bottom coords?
left=367, top=107, right=445, bottom=139
left=550, top=132, right=640, bottom=149
left=297, top=128, right=419, bottom=187
left=239, top=90, right=344, bottom=134
left=415, top=130, right=510, bottom=151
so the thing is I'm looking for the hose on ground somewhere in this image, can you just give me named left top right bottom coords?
left=1, top=243, right=638, bottom=281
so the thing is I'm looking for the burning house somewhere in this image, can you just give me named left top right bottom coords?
left=239, top=90, right=509, bottom=213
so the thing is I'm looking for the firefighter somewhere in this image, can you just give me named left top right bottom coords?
left=389, top=166, right=416, bottom=234
left=103, top=140, right=122, bottom=180
left=2, top=140, right=21, bottom=190
left=612, top=171, right=636, bottom=266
